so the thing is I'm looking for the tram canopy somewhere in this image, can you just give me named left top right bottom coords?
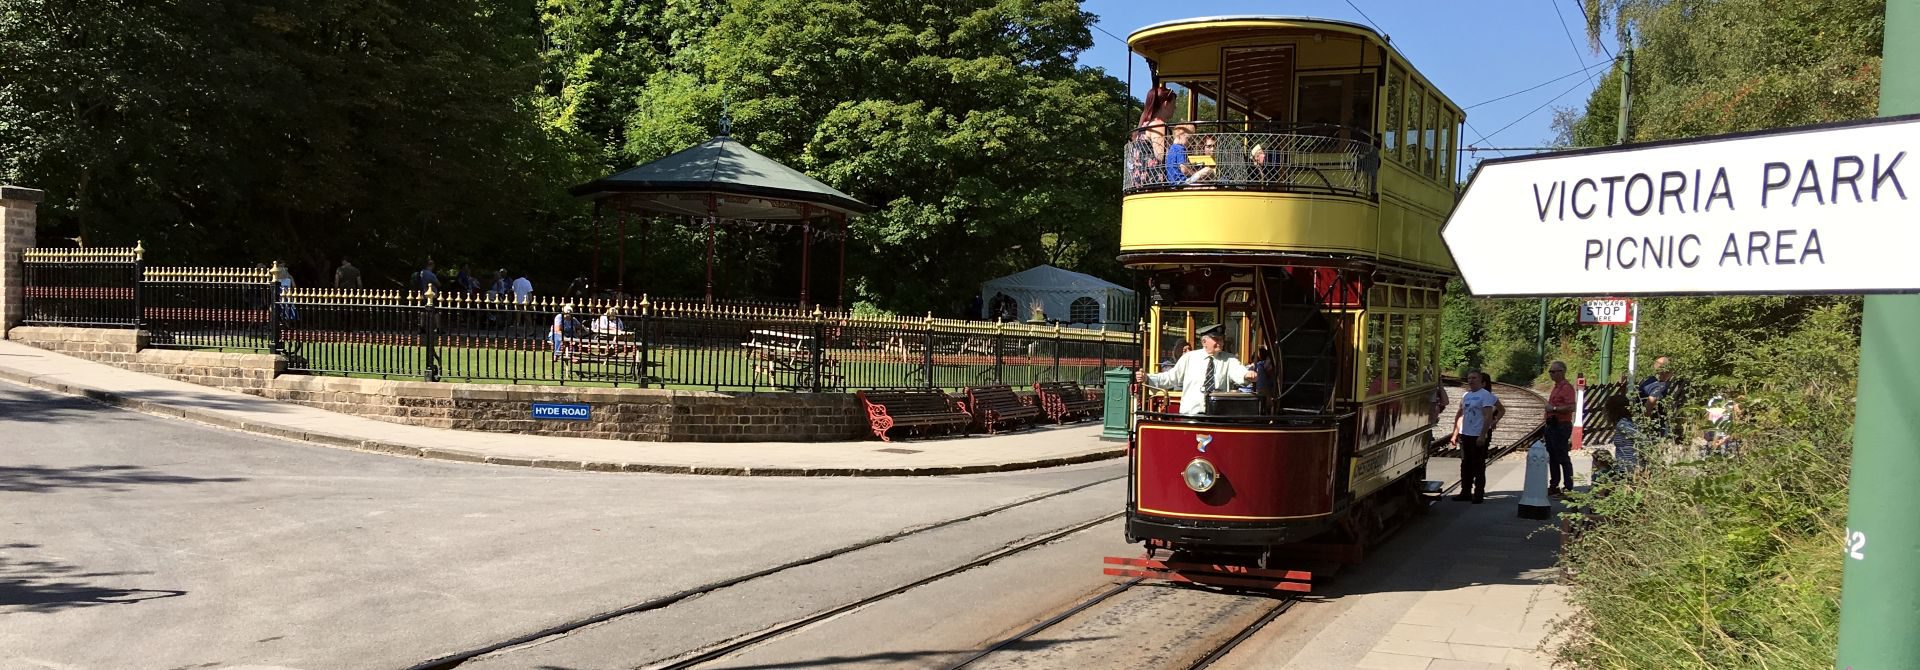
left=979, top=265, right=1138, bottom=326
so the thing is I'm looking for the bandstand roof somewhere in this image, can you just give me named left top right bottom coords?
left=570, top=135, right=872, bottom=219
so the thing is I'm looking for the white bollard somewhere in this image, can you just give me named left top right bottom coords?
left=1519, top=439, right=1552, bottom=520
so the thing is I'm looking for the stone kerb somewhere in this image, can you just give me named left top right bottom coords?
left=256, top=375, right=868, bottom=442
left=0, top=186, right=45, bottom=337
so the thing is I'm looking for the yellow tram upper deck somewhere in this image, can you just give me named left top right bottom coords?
left=1121, top=16, right=1464, bottom=274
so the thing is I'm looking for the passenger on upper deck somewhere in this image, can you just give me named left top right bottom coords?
left=1136, top=325, right=1257, bottom=416
left=1129, top=85, right=1175, bottom=185
left=1165, top=125, right=1196, bottom=185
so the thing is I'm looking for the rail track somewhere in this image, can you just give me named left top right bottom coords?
left=407, top=473, right=1127, bottom=670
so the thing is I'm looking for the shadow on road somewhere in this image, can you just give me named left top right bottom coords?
left=0, top=544, right=186, bottom=614
left=0, top=464, right=246, bottom=493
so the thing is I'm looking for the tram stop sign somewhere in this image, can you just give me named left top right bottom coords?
left=1443, top=114, right=1920, bottom=297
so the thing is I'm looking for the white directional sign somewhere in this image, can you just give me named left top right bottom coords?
left=1577, top=298, right=1633, bottom=325
left=1444, top=114, right=1920, bottom=296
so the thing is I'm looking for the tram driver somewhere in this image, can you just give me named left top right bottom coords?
left=1135, top=324, right=1257, bottom=416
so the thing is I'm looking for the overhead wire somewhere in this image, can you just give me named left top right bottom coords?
left=1468, top=76, right=1595, bottom=149
left=1461, top=59, right=1615, bottom=110
left=1343, top=0, right=1387, bottom=38
left=1572, top=0, right=1617, bottom=60
left=1552, top=0, right=1600, bottom=86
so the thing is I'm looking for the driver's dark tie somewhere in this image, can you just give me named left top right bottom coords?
left=1203, top=356, right=1217, bottom=393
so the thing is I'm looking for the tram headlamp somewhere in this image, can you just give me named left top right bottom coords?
left=1183, top=458, right=1220, bottom=493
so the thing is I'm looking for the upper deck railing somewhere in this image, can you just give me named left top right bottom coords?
left=1123, top=121, right=1379, bottom=199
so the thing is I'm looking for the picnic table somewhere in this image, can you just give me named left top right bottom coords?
left=744, top=329, right=843, bottom=391
left=563, top=327, right=652, bottom=382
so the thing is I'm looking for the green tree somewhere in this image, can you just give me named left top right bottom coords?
left=1544, top=2, right=1884, bottom=666
left=618, top=0, right=1132, bottom=314
left=0, top=0, right=573, bottom=285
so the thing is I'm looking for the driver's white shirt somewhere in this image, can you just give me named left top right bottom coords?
left=1144, top=349, right=1249, bottom=416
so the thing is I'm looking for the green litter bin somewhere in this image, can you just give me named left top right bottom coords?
left=1102, top=367, right=1131, bottom=441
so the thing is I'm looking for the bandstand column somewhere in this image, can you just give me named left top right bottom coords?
left=836, top=213, right=847, bottom=310
left=704, top=195, right=718, bottom=305
left=590, top=201, right=602, bottom=290
left=799, top=204, right=813, bottom=306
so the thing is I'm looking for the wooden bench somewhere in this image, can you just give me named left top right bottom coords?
left=965, top=384, right=1042, bottom=434
left=1034, top=380, right=1101, bottom=424
left=856, top=388, right=972, bottom=442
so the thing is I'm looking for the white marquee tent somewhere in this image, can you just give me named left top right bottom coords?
left=978, top=265, right=1137, bottom=327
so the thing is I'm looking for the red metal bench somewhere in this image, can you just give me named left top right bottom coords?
left=856, top=388, right=971, bottom=442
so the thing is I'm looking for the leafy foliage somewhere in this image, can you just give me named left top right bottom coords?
left=1554, top=306, right=1858, bottom=669
left=1526, top=2, right=1885, bottom=667
left=619, top=0, right=1132, bottom=313
left=0, top=0, right=1132, bottom=313
left=0, top=0, right=574, bottom=286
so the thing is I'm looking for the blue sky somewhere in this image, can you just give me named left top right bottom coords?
left=1077, top=0, right=1619, bottom=174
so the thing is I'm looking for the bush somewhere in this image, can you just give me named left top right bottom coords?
left=1552, top=305, right=1858, bottom=669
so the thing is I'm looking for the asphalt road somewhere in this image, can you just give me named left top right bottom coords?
left=0, top=380, right=1126, bottom=670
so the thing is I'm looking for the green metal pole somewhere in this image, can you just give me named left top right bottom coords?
left=1597, top=47, right=1631, bottom=384
left=1535, top=299, right=1548, bottom=377
left=1837, top=2, right=1920, bottom=666
left=1598, top=325, right=1613, bottom=383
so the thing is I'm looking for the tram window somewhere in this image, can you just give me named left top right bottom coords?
left=1163, top=81, right=1221, bottom=123
left=1365, top=313, right=1385, bottom=396
left=1424, top=314, right=1440, bottom=383
left=1386, top=315, right=1405, bottom=392
left=1297, top=72, right=1375, bottom=138
left=1439, top=113, right=1454, bottom=183
left=1384, top=66, right=1403, bottom=161
left=1407, top=315, right=1425, bottom=385
left=1424, top=93, right=1440, bottom=178
left=1405, top=87, right=1424, bottom=169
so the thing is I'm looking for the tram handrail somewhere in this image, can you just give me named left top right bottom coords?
left=1123, top=120, right=1378, bottom=198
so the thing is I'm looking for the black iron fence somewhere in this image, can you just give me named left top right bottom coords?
left=17, top=247, right=1141, bottom=391
left=275, top=291, right=1140, bottom=391
left=20, top=247, right=142, bottom=327
left=140, top=267, right=279, bottom=351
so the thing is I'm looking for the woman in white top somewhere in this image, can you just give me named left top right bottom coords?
left=592, top=307, right=624, bottom=334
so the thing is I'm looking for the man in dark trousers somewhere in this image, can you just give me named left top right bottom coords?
left=1450, top=370, right=1504, bottom=503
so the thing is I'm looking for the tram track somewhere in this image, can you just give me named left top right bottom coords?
left=406, top=471, right=1128, bottom=670
left=643, top=513, right=1124, bottom=670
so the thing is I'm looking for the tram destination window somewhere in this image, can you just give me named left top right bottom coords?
left=1223, top=46, right=1293, bottom=123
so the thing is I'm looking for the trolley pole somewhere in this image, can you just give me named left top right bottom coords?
left=1837, top=2, right=1920, bottom=666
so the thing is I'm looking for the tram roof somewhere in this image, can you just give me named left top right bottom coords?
left=1127, top=15, right=1382, bottom=45
left=1126, top=15, right=1459, bottom=114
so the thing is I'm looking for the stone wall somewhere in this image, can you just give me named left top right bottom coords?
left=262, top=375, right=869, bottom=442
left=8, top=326, right=281, bottom=392
left=1, top=186, right=42, bottom=336
left=8, top=325, right=870, bottom=442
left=7, top=326, right=143, bottom=365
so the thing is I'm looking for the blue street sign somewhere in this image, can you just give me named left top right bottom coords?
left=531, top=402, right=592, bottom=421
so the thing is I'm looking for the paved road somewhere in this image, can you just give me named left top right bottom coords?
left=0, top=381, right=1124, bottom=670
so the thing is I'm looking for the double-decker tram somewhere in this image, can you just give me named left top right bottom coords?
left=1109, top=16, right=1463, bottom=590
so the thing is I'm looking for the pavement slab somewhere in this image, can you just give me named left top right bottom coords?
left=0, top=340, right=1123, bottom=476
